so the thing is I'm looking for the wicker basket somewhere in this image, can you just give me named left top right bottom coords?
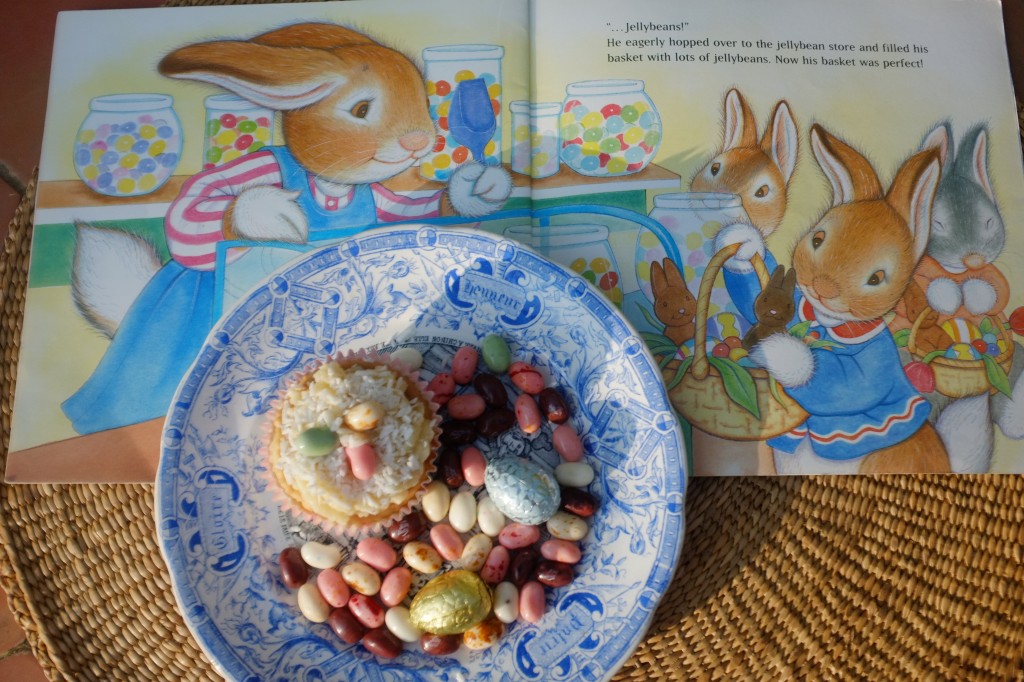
left=667, top=243, right=807, bottom=440
left=907, top=307, right=1014, bottom=398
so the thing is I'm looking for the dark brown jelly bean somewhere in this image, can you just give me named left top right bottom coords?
left=473, top=373, right=509, bottom=407
left=440, top=420, right=477, bottom=445
left=534, top=559, right=575, bottom=588
left=278, top=547, right=308, bottom=589
left=476, top=408, right=515, bottom=438
left=559, top=486, right=597, bottom=518
left=328, top=606, right=366, bottom=644
left=538, top=387, right=570, bottom=424
left=438, top=446, right=465, bottom=488
left=509, top=546, right=540, bottom=587
left=420, top=632, right=462, bottom=656
left=388, top=510, right=428, bottom=544
left=362, top=626, right=404, bottom=659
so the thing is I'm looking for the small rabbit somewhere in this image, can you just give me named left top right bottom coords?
left=690, top=88, right=798, bottom=236
left=651, top=258, right=697, bottom=347
left=715, top=124, right=950, bottom=474
left=742, top=265, right=797, bottom=351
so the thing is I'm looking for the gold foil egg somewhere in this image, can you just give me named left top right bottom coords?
left=408, top=570, right=492, bottom=635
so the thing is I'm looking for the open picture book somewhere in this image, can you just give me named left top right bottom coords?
left=8, top=0, right=1024, bottom=482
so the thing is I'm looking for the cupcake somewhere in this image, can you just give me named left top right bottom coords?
left=266, top=352, right=440, bottom=535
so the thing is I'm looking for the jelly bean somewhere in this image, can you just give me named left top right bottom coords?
left=476, top=408, right=515, bottom=438
left=385, top=606, right=422, bottom=643
left=509, top=361, right=545, bottom=394
left=538, top=387, right=570, bottom=424
left=296, top=426, right=338, bottom=457
left=356, top=538, right=398, bottom=573
left=430, top=523, right=465, bottom=562
left=473, top=373, right=508, bottom=406
left=403, top=541, right=443, bottom=574
left=380, top=567, right=413, bottom=607
left=317, top=568, right=352, bottom=608
left=560, top=487, right=598, bottom=518
left=345, top=400, right=383, bottom=431
left=390, top=347, right=423, bottom=371
left=422, top=481, right=451, bottom=522
left=426, top=372, right=456, bottom=405
left=278, top=547, right=308, bottom=588
left=345, top=442, right=378, bottom=481
left=498, top=522, right=541, bottom=550
left=476, top=495, right=507, bottom=537
left=555, top=462, right=595, bottom=487
left=362, top=626, right=403, bottom=659
left=420, top=632, right=462, bottom=656
left=514, top=393, right=543, bottom=434
left=448, top=491, right=478, bottom=534
left=328, top=605, right=366, bottom=644
left=447, top=394, right=486, bottom=421
left=437, top=446, right=465, bottom=488
left=461, top=446, right=487, bottom=487
left=547, top=511, right=589, bottom=541
left=479, top=545, right=510, bottom=584
left=451, top=346, right=479, bottom=385
left=552, top=424, right=585, bottom=462
left=459, top=533, right=493, bottom=572
left=463, top=615, right=504, bottom=650
left=509, top=547, right=541, bottom=587
left=297, top=583, right=331, bottom=623
left=342, top=561, right=382, bottom=596
left=440, top=420, right=477, bottom=445
left=348, top=593, right=386, bottom=629
left=388, top=510, right=428, bottom=544
left=493, top=582, right=519, bottom=623
left=481, top=334, right=511, bottom=373
left=519, top=581, right=546, bottom=623
left=300, top=541, right=343, bottom=570
left=540, top=539, right=582, bottom=565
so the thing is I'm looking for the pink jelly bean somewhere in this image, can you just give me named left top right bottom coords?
left=379, top=567, right=413, bottom=607
left=426, top=372, right=456, bottom=405
left=552, top=424, right=584, bottom=462
left=356, top=537, right=397, bottom=573
left=540, top=539, right=582, bottom=565
left=446, top=394, right=486, bottom=421
left=348, top=593, right=385, bottom=629
left=316, top=568, right=351, bottom=608
left=480, top=545, right=510, bottom=584
left=498, top=523, right=541, bottom=550
left=461, top=446, right=487, bottom=487
left=519, top=581, right=546, bottom=623
left=451, top=346, right=479, bottom=385
left=429, top=523, right=465, bottom=562
left=345, top=442, right=377, bottom=481
left=509, top=361, right=545, bottom=394
left=514, top=393, right=543, bottom=435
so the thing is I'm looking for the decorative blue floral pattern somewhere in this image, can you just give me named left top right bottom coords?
left=156, top=226, right=688, bottom=682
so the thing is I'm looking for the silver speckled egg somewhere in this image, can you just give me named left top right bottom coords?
left=484, top=456, right=560, bottom=525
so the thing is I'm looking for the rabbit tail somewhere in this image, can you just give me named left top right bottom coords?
left=936, top=393, right=994, bottom=473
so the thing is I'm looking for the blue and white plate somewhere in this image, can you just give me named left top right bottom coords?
left=155, top=226, right=687, bottom=682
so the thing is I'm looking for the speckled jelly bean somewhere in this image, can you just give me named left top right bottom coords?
left=481, top=334, right=511, bottom=373
left=552, top=424, right=584, bottom=462
left=403, top=541, right=443, bottom=574
left=384, top=606, right=422, bottom=643
left=519, top=581, right=546, bottom=623
left=473, top=373, right=508, bottom=406
left=540, top=539, right=582, bottom=565
left=459, top=533, right=493, bottom=572
left=538, top=387, right=570, bottom=424
left=296, top=426, right=338, bottom=457
left=345, top=442, right=378, bottom=481
left=498, top=522, right=541, bottom=550
left=328, top=605, right=366, bottom=644
left=476, top=495, right=507, bottom=537
left=451, top=346, right=479, bottom=385
left=317, top=568, right=351, bottom=608
left=555, top=461, right=595, bottom=487
left=461, top=446, right=487, bottom=487
left=345, top=400, right=383, bottom=431
left=348, top=593, right=386, bottom=629
left=297, top=583, right=331, bottom=623
left=480, top=545, right=510, bottom=584
left=446, top=394, right=487, bottom=421
left=390, top=347, right=423, bottom=371
left=508, top=361, right=545, bottom=394
left=448, top=491, right=478, bottom=534
left=426, top=372, right=456, bottom=405
left=430, top=523, right=465, bottom=562
left=463, top=615, right=504, bottom=650
left=514, top=393, right=543, bottom=434
left=300, top=541, right=343, bottom=570
left=380, top=567, right=413, bottom=607
left=492, top=582, right=519, bottom=623
left=356, top=538, right=397, bottom=573
left=422, top=481, right=451, bottom=523
left=342, top=561, right=382, bottom=596
left=363, top=626, right=404, bottom=659
left=546, top=511, right=589, bottom=542
left=278, top=547, right=308, bottom=588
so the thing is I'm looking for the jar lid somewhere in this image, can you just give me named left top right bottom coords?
left=509, top=101, right=561, bottom=116
left=653, top=192, right=743, bottom=210
left=204, top=93, right=270, bottom=112
left=89, top=93, right=174, bottom=113
left=422, top=44, right=505, bottom=62
left=565, top=79, right=646, bottom=97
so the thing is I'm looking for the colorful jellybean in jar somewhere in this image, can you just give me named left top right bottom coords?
left=202, top=94, right=275, bottom=170
left=510, top=100, right=561, bottom=178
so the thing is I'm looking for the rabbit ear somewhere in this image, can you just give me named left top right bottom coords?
left=651, top=260, right=667, bottom=296
left=663, top=258, right=687, bottom=288
left=768, top=265, right=784, bottom=287
left=761, top=101, right=798, bottom=184
left=783, top=265, right=798, bottom=292
left=887, top=149, right=941, bottom=262
left=919, top=122, right=951, bottom=171
left=969, top=129, right=997, bottom=203
left=810, top=124, right=883, bottom=205
left=723, top=89, right=758, bottom=151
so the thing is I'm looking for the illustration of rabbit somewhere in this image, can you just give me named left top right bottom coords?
left=899, top=278, right=953, bottom=355
left=742, top=265, right=797, bottom=351
left=64, top=22, right=513, bottom=434
left=690, top=88, right=798, bottom=237
left=651, top=258, right=697, bottom=346
left=715, top=123, right=950, bottom=474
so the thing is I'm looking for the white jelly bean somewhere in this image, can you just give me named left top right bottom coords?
left=476, top=495, right=506, bottom=537
left=403, top=541, right=443, bottom=574
left=341, top=561, right=382, bottom=596
left=390, top=347, right=423, bottom=371
left=493, top=582, right=519, bottom=624
left=554, top=461, right=595, bottom=488
left=448, top=490, right=478, bottom=534
left=297, top=583, right=331, bottom=623
left=546, top=511, right=589, bottom=541
left=300, top=541, right=343, bottom=570
left=459, top=534, right=493, bottom=572
left=422, top=480, right=451, bottom=523
left=384, top=606, right=422, bottom=643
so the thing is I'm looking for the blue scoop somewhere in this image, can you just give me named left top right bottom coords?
left=448, top=78, right=496, bottom=163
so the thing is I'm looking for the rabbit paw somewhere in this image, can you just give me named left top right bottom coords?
left=961, top=278, right=997, bottom=316
left=748, top=332, right=813, bottom=388
left=925, top=277, right=962, bottom=315
left=712, top=223, right=765, bottom=273
left=448, top=162, right=513, bottom=218
left=231, top=186, right=308, bottom=243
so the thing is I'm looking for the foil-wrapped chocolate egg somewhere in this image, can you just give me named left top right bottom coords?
left=484, top=456, right=560, bottom=525
left=408, top=570, right=492, bottom=635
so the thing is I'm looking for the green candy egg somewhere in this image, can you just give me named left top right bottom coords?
left=481, top=334, right=511, bottom=374
left=296, top=426, right=338, bottom=457
left=409, top=570, right=492, bottom=635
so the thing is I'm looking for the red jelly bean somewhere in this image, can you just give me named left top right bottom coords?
left=447, top=394, right=486, bottom=421
left=438, top=446, right=465, bottom=488
left=538, top=387, right=570, bottom=424
left=534, top=559, right=575, bottom=588
left=451, top=346, right=479, bottom=385
left=514, top=393, right=543, bottom=435
left=426, top=372, right=456, bottom=405
left=278, top=547, right=308, bottom=588
left=348, top=593, right=385, bottom=629
left=473, top=373, right=508, bottom=407
left=363, top=626, right=403, bottom=659
left=509, top=362, right=545, bottom=394
left=328, top=606, right=366, bottom=644
left=420, top=632, right=461, bottom=656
